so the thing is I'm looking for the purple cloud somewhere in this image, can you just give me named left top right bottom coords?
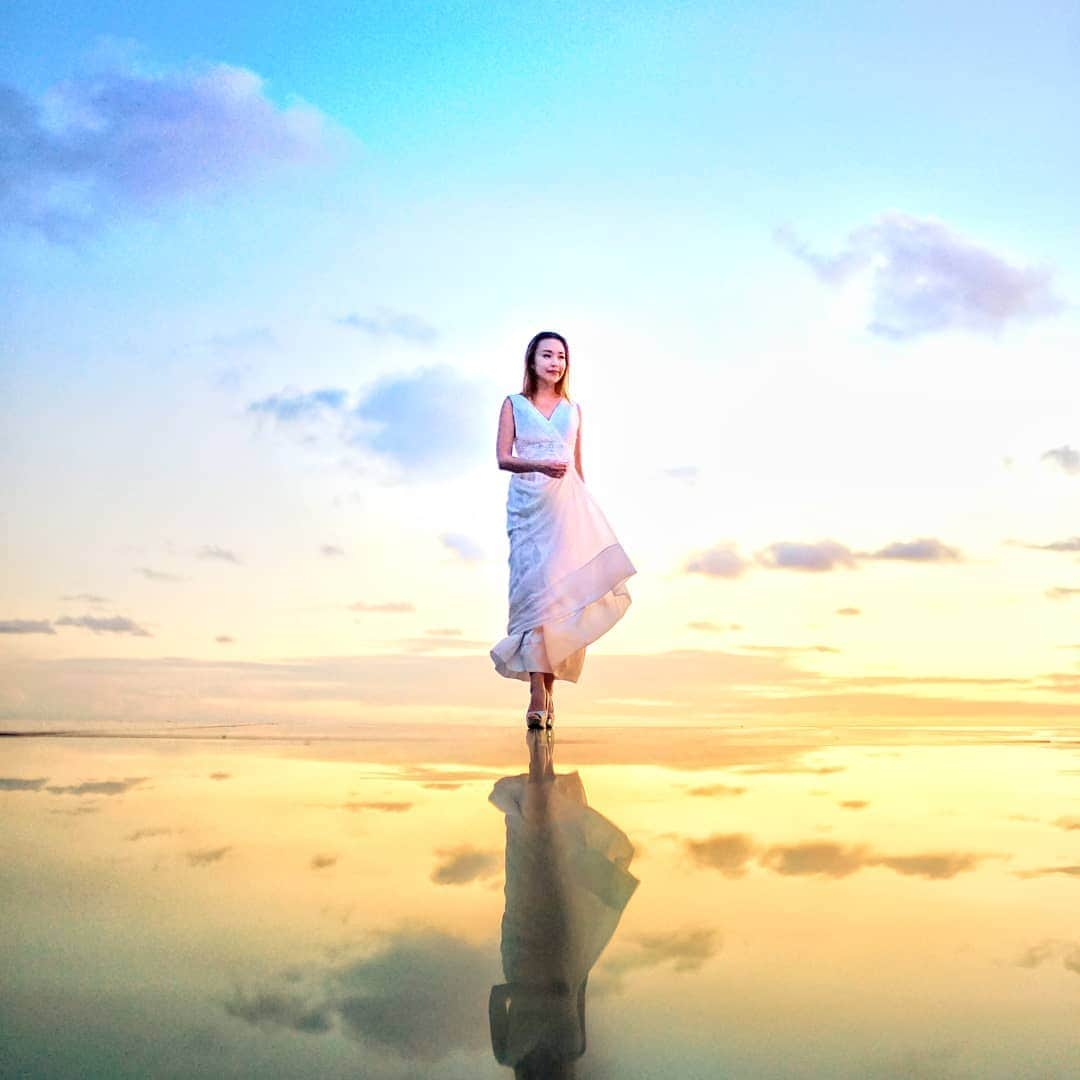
left=54, top=614, right=152, bottom=637
left=0, top=619, right=56, bottom=635
left=862, top=537, right=963, bottom=562
left=685, top=536, right=963, bottom=578
left=46, top=776, right=148, bottom=796
left=2, top=53, right=340, bottom=241
left=755, top=540, right=857, bottom=572
left=1013, top=536, right=1080, bottom=553
left=684, top=542, right=750, bottom=579
left=777, top=212, right=1064, bottom=340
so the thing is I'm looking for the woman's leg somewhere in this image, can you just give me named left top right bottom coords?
left=528, top=671, right=547, bottom=713
left=522, top=628, right=552, bottom=716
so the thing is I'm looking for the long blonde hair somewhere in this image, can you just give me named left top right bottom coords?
left=522, top=331, right=572, bottom=402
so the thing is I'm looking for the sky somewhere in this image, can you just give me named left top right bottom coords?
left=2, top=0, right=1080, bottom=728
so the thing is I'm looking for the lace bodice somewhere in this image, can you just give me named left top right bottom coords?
left=508, top=393, right=578, bottom=467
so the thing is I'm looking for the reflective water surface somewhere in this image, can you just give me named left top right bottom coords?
left=2, top=722, right=1079, bottom=1078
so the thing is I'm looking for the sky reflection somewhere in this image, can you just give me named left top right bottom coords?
left=1, top=722, right=1078, bottom=1078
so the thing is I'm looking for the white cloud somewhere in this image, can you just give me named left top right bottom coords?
left=248, top=388, right=348, bottom=423
left=196, top=545, right=242, bottom=564
left=348, top=366, right=489, bottom=475
left=1041, top=446, right=1080, bottom=475
left=336, top=308, right=438, bottom=344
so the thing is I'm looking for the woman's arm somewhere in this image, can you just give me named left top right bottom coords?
left=574, top=403, right=584, bottom=482
left=496, top=397, right=567, bottom=476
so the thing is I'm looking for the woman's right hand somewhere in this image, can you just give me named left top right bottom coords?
left=535, top=459, right=568, bottom=478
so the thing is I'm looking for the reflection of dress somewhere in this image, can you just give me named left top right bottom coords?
left=490, top=394, right=636, bottom=683
left=488, top=771, right=638, bottom=1068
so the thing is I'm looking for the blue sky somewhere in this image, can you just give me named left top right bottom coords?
left=3, top=1, right=1079, bottom=727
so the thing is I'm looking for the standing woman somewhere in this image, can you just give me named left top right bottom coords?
left=492, top=331, right=636, bottom=728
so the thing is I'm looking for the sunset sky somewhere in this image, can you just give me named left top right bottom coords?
left=3, top=1, right=1079, bottom=728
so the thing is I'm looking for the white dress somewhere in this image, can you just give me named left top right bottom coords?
left=490, top=393, right=636, bottom=683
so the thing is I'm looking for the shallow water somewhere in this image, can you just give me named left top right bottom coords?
left=2, top=722, right=1079, bottom=1078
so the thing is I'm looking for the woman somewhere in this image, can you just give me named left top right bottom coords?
left=491, top=331, right=636, bottom=728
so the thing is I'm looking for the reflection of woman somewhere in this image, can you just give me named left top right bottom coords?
left=488, top=731, right=639, bottom=1077
left=492, top=331, right=636, bottom=729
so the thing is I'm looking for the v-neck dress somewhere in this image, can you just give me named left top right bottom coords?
left=491, top=394, right=635, bottom=683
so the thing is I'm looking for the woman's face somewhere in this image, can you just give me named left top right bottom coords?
left=533, top=338, right=567, bottom=386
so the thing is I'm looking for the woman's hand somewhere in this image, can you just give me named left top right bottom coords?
left=535, top=459, right=568, bottom=478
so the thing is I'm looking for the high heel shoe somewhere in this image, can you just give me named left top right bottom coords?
left=525, top=707, right=547, bottom=730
